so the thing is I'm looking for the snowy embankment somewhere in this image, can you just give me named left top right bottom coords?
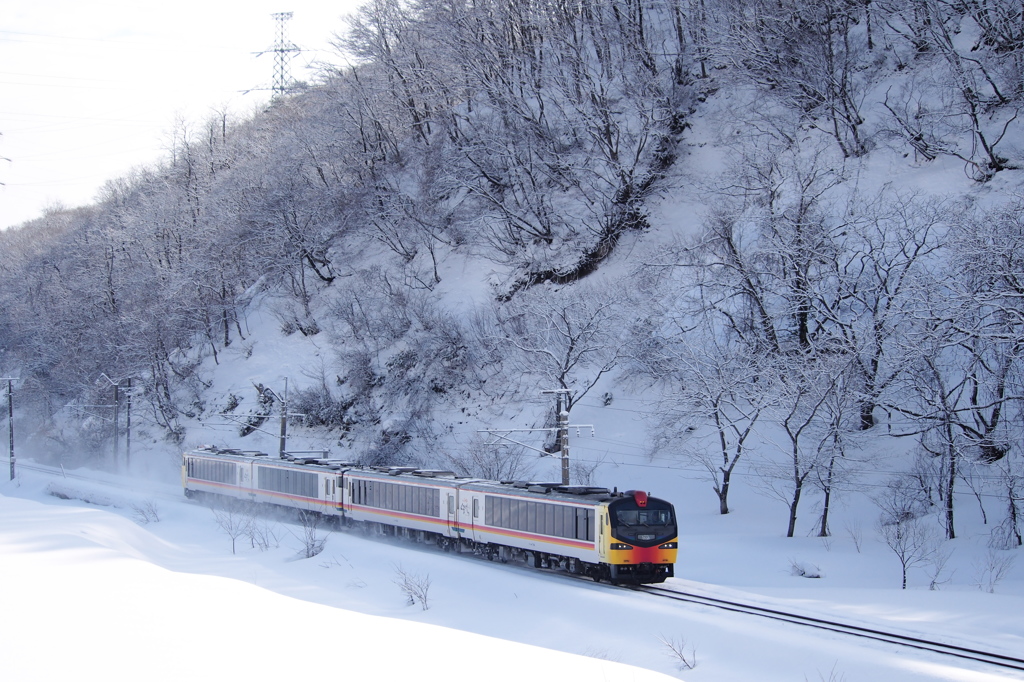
left=3, top=468, right=1022, bottom=681
left=0, top=478, right=672, bottom=682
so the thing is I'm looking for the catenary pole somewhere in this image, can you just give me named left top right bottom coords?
left=5, top=378, right=14, bottom=480
left=125, top=378, right=131, bottom=467
left=112, top=381, right=119, bottom=467
left=279, top=377, right=289, bottom=458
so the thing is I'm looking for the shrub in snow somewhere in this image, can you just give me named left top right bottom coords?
left=393, top=564, right=431, bottom=611
left=130, top=500, right=160, bottom=524
left=294, top=510, right=328, bottom=559
left=657, top=634, right=696, bottom=671
left=974, top=549, right=1016, bottom=594
left=789, top=560, right=822, bottom=579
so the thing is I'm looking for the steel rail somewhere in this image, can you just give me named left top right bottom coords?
left=635, top=584, right=1024, bottom=673
left=12, top=461, right=183, bottom=502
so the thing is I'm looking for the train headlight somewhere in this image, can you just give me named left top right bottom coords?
left=658, top=542, right=678, bottom=549
left=610, top=543, right=633, bottom=550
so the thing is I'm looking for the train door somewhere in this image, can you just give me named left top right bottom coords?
left=462, top=492, right=482, bottom=542
left=240, top=461, right=254, bottom=499
left=323, top=475, right=341, bottom=515
left=445, top=490, right=459, bottom=537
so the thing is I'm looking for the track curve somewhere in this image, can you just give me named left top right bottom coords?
left=634, top=584, right=1024, bottom=674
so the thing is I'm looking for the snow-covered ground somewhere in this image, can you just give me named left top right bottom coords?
left=1, top=461, right=1021, bottom=682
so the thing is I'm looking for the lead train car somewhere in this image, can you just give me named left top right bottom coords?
left=183, top=446, right=677, bottom=584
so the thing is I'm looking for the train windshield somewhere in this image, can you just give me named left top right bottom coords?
left=615, top=508, right=673, bottom=527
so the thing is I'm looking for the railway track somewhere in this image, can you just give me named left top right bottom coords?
left=634, top=584, right=1024, bottom=674
left=12, top=461, right=183, bottom=502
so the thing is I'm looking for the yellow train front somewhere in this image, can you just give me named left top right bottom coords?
left=599, top=490, right=677, bottom=584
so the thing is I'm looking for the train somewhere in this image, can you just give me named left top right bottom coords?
left=182, top=446, right=678, bottom=584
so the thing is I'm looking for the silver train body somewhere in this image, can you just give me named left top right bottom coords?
left=182, top=446, right=677, bottom=583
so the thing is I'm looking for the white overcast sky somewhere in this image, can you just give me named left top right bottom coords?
left=1, top=0, right=364, bottom=229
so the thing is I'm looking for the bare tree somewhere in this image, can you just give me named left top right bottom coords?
left=888, top=200, right=1024, bottom=539
left=763, top=357, right=848, bottom=538
left=648, top=324, right=771, bottom=515
left=481, top=283, right=625, bottom=419
left=810, top=366, right=861, bottom=538
left=212, top=501, right=252, bottom=555
left=818, top=192, right=944, bottom=429
left=879, top=0, right=1019, bottom=180
left=875, top=478, right=940, bottom=589
left=441, top=433, right=535, bottom=482
left=974, top=549, right=1017, bottom=593
left=719, top=0, right=876, bottom=157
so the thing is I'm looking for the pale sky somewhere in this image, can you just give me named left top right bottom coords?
left=1, top=1, right=363, bottom=229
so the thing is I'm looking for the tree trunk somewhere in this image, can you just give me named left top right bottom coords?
left=944, top=433, right=957, bottom=540
left=819, top=485, right=832, bottom=538
left=717, top=470, right=731, bottom=515
left=787, top=476, right=803, bottom=538
left=859, top=400, right=875, bottom=430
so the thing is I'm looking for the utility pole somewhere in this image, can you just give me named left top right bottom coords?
left=3, top=378, right=14, bottom=480
left=101, top=374, right=131, bottom=469
left=543, top=389, right=572, bottom=486
left=279, top=377, right=288, bottom=458
left=113, top=381, right=120, bottom=466
left=125, top=378, right=131, bottom=466
left=258, top=378, right=294, bottom=458
left=480, top=389, right=592, bottom=486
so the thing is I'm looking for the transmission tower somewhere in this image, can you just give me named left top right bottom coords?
left=269, top=12, right=300, bottom=97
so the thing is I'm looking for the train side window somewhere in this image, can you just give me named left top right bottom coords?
left=472, top=498, right=479, bottom=518
left=447, top=494, right=455, bottom=515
